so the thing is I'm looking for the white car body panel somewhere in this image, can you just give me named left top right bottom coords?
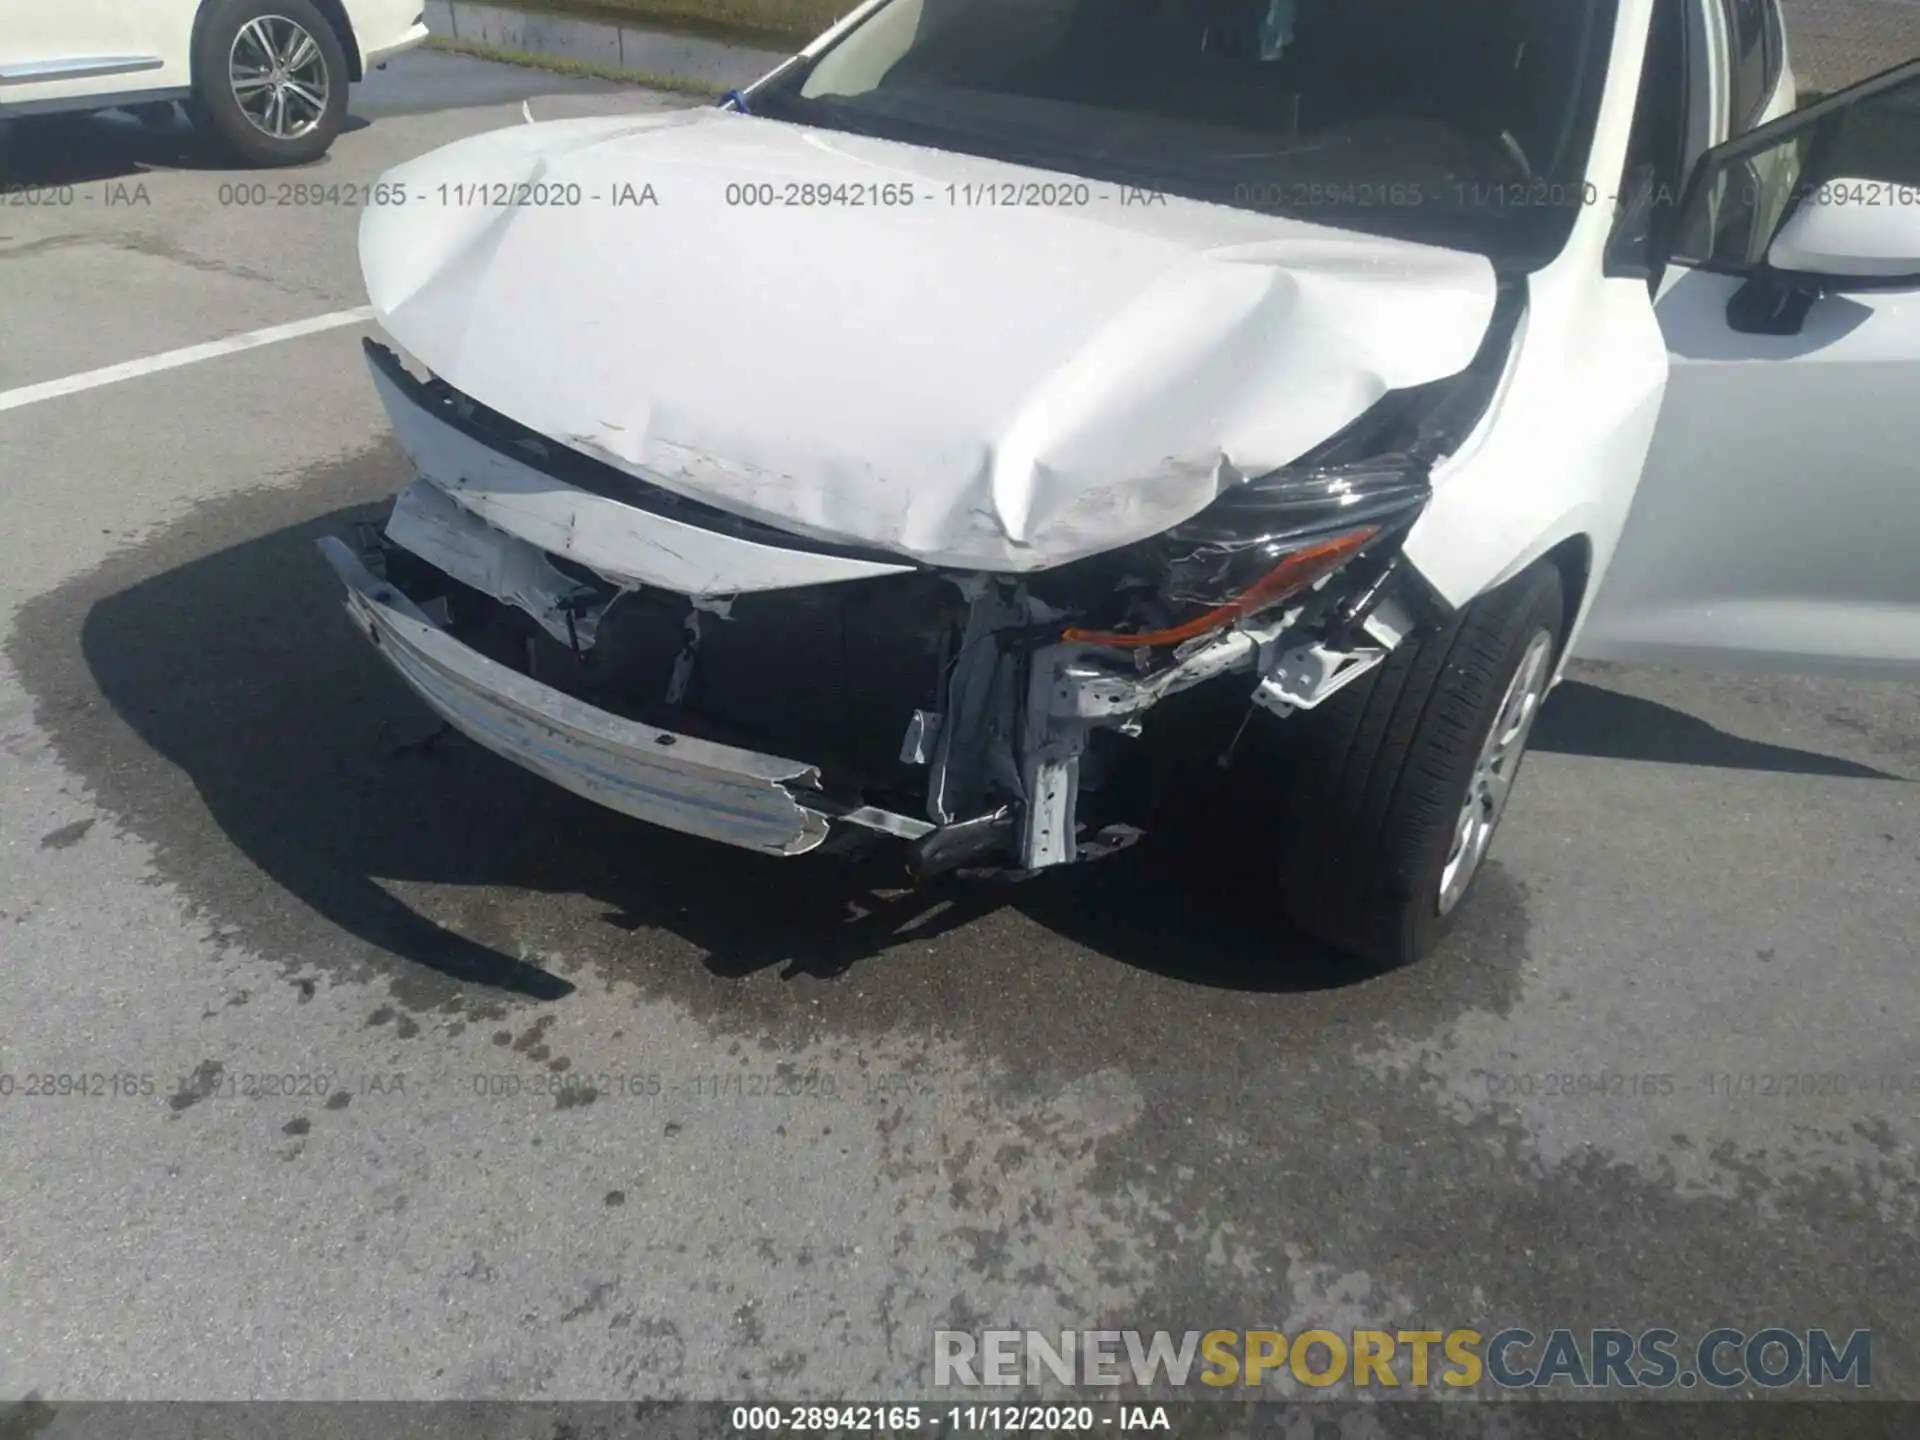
left=0, top=0, right=427, bottom=113
left=1576, top=266, right=1920, bottom=676
left=1768, top=183, right=1920, bottom=276
left=1405, top=0, right=1667, bottom=649
left=368, top=351, right=917, bottom=597
left=1425, top=0, right=1920, bottom=682
left=349, top=0, right=432, bottom=69
left=1575, top=3, right=1920, bottom=685
left=346, top=0, right=1920, bottom=698
left=314, top=0, right=1920, bottom=892
left=1692, top=0, right=1732, bottom=154
left=358, top=109, right=1498, bottom=572
left=0, top=0, right=189, bottom=103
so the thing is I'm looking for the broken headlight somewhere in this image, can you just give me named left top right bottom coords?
left=1062, top=453, right=1430, bottom=650
left=1061, top=282, right=1525, bottom=650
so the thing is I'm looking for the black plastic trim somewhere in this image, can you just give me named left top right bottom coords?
left=1725, top=270, right=1822, bottom=332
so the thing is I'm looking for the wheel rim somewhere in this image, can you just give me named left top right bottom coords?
left=229, top=16, right=329, bottom=141
left=1437, top=627, right=1554, bottom=915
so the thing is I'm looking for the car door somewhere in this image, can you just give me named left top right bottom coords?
left=1577, top=58, right=1920, bottom=677
left=0, top=0, right=195, bottom=113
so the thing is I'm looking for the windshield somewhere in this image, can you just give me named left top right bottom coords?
left=750, top=0, right=1618, bottom=267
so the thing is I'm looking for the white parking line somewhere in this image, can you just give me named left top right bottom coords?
left=0, top=306, right=376, bottom=414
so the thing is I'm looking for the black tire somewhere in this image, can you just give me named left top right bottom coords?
left=192, top=0, right=349, bottom=167
left=1274, top=560, right=1565, bottom=969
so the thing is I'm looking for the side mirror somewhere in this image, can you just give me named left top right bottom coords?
left=1660, top=57, right=1920, bottom=279
left=1767, top=181, right=1920, bottom=281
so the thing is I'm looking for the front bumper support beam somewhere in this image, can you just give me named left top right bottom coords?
left=320, top=536, right=910, bottom=857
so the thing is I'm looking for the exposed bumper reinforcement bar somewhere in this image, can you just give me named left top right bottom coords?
left=319, top=535, right=866, bottom=858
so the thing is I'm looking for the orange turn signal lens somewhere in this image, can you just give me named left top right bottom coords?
left=1062, top=526, right=1380, bottom=650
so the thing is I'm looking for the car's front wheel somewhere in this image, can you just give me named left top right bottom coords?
left=1272, top=559, right=1565, bottom=969
left=193, top=0, right=349, bottom=167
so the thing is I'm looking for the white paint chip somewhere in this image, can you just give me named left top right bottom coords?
left=0, top=306, right=376, bottom=413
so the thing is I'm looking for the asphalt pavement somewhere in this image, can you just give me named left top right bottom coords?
left=1, top=45, right=1918, bottom=1424
left=1789, top=0, right=1920, bottom=90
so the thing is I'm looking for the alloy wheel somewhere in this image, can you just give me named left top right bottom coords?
left=228, top=15, right=330, bottom=141
left=1437, top=627, right=1554, bottom=914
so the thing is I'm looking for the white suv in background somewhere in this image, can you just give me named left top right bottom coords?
left=0, top=0, right=428, bottom=165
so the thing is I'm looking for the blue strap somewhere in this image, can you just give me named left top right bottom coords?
left=719, top=89, right=752, bottom=114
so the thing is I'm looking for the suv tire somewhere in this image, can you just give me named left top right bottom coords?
left=193, top=0, right=350, bottom=167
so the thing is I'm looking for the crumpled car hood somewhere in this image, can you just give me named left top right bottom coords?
left=361, top=107, right=1497, bottom=572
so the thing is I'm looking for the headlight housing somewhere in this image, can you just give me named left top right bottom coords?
left=1063, top=456, right=1429, bottom=648
left=1056, top=281, right=1525, bottom=651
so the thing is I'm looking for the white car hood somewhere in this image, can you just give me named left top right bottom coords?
left=361, top=108, right=1497, bottom=572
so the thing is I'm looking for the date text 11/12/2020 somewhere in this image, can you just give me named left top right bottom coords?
left=728, top=1406, right=1172, bottom=1432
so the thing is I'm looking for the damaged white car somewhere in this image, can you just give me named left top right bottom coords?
left=322, top=0, right=1920, bottom=967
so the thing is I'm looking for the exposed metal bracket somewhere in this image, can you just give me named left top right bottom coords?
left=1018, top=643, right=1086, bottom=870
left=907, top=805, right=1017, bottom=877
left=1253, top=594, right=1412, bottom=717
left=1077, top=823, right=1144, bottom=862
left=899, top=709, right=942, bottom=766
left=1254, top=641, right=1388, bottom=717
left=1361, top=594, right=1415, bottom=650
left=806, top=798, right=938, bottom=842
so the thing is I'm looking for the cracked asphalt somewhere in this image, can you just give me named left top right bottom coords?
left=1, top=42, right=1917, bottom=1424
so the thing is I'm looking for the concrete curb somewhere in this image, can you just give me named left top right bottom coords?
left=422, top=0, right=790, bottom=92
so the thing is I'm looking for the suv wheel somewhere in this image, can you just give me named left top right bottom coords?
left=193, top=0, right=349, bottom=167
left=1273, top=560, right=1565, bottom=968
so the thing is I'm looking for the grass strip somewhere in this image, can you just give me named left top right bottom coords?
left=425, top=34, right=730, bottom=96
left=459, top=0, right=838, bottom=50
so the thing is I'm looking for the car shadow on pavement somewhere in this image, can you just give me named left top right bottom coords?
left=34, top=486, right=1393, bottom=1003
left=1534, top=680, right=1902, bottom=780
left=0, top=107, right=370, bottom=187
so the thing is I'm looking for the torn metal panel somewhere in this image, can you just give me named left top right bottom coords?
left=1002, top=594, right=1385, bottom=868
left=317, top=537, right=835, bottom=857
left=925, top=581, right=1028, bottom=825
left=366, top=348, right=915, bottom=599
left=360, top=108, right=1497, bottom=573
left=385, top=479, right=604, bottom=650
